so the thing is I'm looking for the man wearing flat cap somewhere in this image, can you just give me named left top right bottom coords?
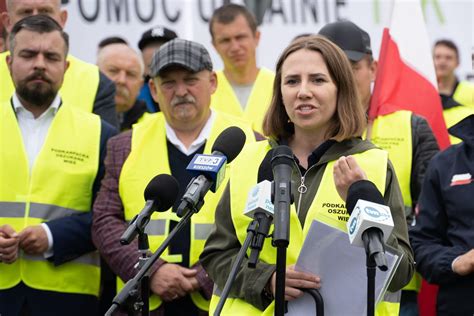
left=92, top=39, right=256, bottom=315
left=319, top=20, right=439, bottom=316
left=137, top=25, right=178, bottom=112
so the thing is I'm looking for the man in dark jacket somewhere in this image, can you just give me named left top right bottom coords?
left=97, top=42, right=149, bottom=131
left=137, top=25, right=178, bottom=112
left=433, top=39, right=474, bottom=144
left=319, top=21, right=440, bottom=315
left=410, top=114, right=474, bottom=315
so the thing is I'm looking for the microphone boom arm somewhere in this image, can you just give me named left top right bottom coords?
left=106, top=203, right=201, bottom=316
left=177, top=175, right=212, bottom=217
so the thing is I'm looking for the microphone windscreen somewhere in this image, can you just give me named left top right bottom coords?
left=258, top=149, right=274, bottom=183
left=271, top=145, right=294, bottom=168
left=346, top=180, right=385, bottom=215
left=144, top=174, right=180, bottom=211
left=211, top=126, right=246, bottom=163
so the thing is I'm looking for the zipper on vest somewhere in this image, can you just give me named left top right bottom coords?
left=296, top=173, right=307, bottom=215
left=295, top=163, right=319, bottom=216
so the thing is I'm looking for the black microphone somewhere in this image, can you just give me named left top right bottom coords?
left=271, top=145, right=294, bottom=246
left=120, top=174, right=180, bottom=245
left=346, top=180, right=385, bottom=212
left=346, top=180, right=391, bottom=270
left=176, top=126, right=247, bottom=217
left=247, top=149, right=274, bottom=268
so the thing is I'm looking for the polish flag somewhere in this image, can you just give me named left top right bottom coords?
left=369, top=1, right=445, bottom=315
left=369, top=0, right=450, bottom=150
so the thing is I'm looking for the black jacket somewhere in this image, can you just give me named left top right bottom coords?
left=92, top=72, right=118, bottom=129
left=410, top=115, right=474, bottom=315
left=410, top=114, right=440, bottom=207
left=119, top=100, right=149, bottom=131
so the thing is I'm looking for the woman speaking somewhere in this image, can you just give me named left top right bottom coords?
left=200, top=35, right=414, bottom=315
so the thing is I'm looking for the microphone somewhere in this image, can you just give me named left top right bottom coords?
left=346, top=180, right=394, bottom=270
left=176, top=126, right=246, bottom=217
left=120, top=174, right=179, bottom=245
left=271, top=145, right=294, bottom=246
left=243, top=150, right=274, bottom=268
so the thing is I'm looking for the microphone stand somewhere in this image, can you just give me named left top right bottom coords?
left=301, top=288, right=324, bottom=316
left=214, top=220, right=259, bottom=316
left=118, top=212, right=153, bottom=316
left=366, top=254, right=376, bottom=316
left=105, top=204, right=202, bottom=316
left=137, top=232, right=150, bottom=316
left=248, top=213, right=272, bottom=268
left=272, top=182, right=293, bottom=316
left=274, top=246, right=288, bottom=316
left=362, top=228, right=388, bottom=316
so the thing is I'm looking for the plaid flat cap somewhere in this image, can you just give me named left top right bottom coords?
left=150, top=39, right=213, bottom=77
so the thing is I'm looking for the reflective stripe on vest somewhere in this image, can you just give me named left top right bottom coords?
left=0, top=202, right=26, bottom=217
left=211, top=68, right=274, bottom=134
left=443, top=105, right=474, bottom=144
left=23, top=252, right=100, bottom=267
left=28, top=203, right=80, bottom=220
left=143, top=219, right=167, bottom=236
left=194, top=223, right=214, bottom=240
left=0, top=101, right=101, bottom=296
left=209, top=141, right=399, bottom=315
left=0, top=52, right=99, bottom=113
left=369, top=111, right=413, bottom=211
left=118, top=111, right=256, bottom=311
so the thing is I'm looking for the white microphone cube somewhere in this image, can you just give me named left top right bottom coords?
left=347, top=199, right=394, bottom=247
left=244, top=180, right=274, bottom=219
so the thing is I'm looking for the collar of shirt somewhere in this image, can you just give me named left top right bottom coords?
left=12, top=93, right=62, bottom=172
left=278, top=137, right=336, bottom=173
left=165, top=110, right=215, bottom=156
left=12, top=93, right=61, bottom=118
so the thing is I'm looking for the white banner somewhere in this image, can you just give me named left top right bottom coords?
left=63, top=0, right=473, bottom=80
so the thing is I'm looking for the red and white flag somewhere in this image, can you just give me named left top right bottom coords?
left=369, top=0, right=450, bottom=150
left=370, top=2, right=446, bottom=315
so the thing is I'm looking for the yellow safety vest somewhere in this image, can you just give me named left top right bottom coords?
left=0, top=101, right=101, bottom=296
left=453, top=81, right=474, bottom=108
left=443, top=105, right=474, bottom=144
left=370, top=111, right=412, bottom=209
left=118, top=111, right=256, bottom=311
left=0, top=52, right=99, bottom=113
left=370, top=111, right=421, bottom=292
left=211, top=68, right=274, bottom=134
left=210, top=141, right=400, bottom=315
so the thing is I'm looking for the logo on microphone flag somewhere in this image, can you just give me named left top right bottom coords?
left=187, top=154, right=227, bottom=192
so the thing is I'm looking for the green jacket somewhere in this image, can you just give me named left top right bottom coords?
left=200, top=137, right=415, bottom=310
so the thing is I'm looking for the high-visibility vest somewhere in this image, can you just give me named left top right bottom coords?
left=453, top=80, right=474, bottom=108
left=118, top=111, right=256, bottom=311
left=370, top=111, right=413, bottom=209
left=443, top=105, right=474, bottom=144
left=0, top=52, right=99, bottom=113
left=211, top=68, right=274, bottom=134
left=0, top=101, right=101, bottom=296
left=210, top=141, right=400, bottom=316
left=370, top=111, right=422, bottom=292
